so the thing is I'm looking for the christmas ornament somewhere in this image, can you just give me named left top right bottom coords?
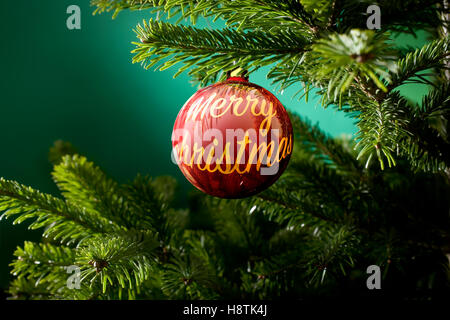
left=172, top=72, right=293, bottom=198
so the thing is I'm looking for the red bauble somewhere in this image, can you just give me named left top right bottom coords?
left=172, top=76, right=293, bottom=198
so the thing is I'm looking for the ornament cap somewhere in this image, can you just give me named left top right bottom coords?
left=226, top=67, right=249, bottom=82
left=226, top=76, right=249, bottom=82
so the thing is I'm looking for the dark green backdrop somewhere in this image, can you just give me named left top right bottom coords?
left=0, top=0, right=427, bottom=290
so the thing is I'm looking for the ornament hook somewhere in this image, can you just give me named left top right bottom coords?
left=226, top=67, right=249, bottom=81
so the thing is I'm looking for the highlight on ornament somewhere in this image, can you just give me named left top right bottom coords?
left=171, top=74, right=293, bottom=198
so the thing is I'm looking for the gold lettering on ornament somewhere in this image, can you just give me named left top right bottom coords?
left=185, top=93, right=277, bottom=133
left=174, top=131, right=293, bottom=175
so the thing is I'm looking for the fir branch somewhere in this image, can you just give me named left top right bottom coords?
left=245, top=224, right=357, bottom=293
left=301, top=0, right=334, bottom=27
left=267, top=29, right=398, bottom=108
left=204, top=0, right=318, bottom=34
left=376, top=0, right=446, bottom=33
left=91, top=0, right=162, bottom=18
left=266, top=52, right=310, bottom=93
left=9, top=242, right=77, bottom=299
left=132, top=19, right=309, bottom=85
left=389, top=36, right=450, bottom=91
left=0, top=178, right=118, bottom=244
left=419, top=82, right=450, bottom=130
left=12, top=241, right=76, bottom=267
left=52, top=154, right=129, bottom=228
left=311, top=29, right=397, bottom=100
left=8, top=278, right=62, bottom=300
left=92, top=0, right=317, bottom=34
left=400, top=82, right=450, bottom=171
left=161, top=253, right=218, bottom=299
left=48, top=140, right=78, bottom=165
left=355, top=93, right=411, bottom=170
left=306, top=225, right=358, bottom=286
left=76, top=232, right=158, bottom=295
left=248, top=249, right=308, bottom=294
left=335, top=0, right=446, bottom=34
left=254, top=182, right=343, bottom=226
left=123, top=174, right=185, bottom=240
left=289, top=112, right=360, bottom=172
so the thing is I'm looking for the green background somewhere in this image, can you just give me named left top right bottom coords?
left=0, top=0, right=427, bottom=290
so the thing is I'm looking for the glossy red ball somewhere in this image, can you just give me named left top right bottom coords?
left=172, top=77, right=293, bottom=198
